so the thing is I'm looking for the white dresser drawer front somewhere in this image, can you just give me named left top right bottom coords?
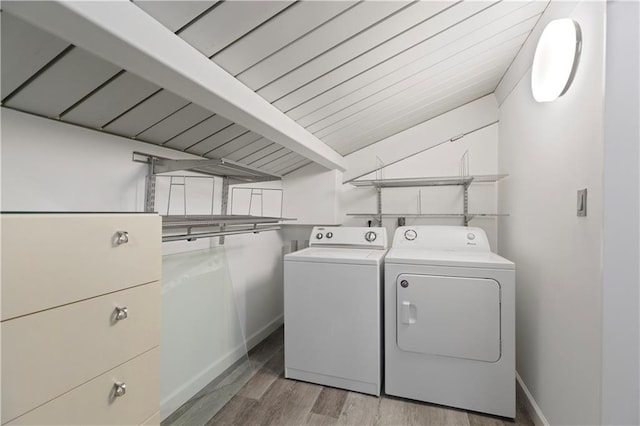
left=7, top=347, right=160, bottom=426
left=1, top=282, right=160, bottom=423
left=1, top=213, right=161, bottom=320
left=141, top=411, right=160, bottom=426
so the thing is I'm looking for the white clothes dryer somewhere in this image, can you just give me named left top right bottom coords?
left=385, top=226, right=515, bottom=417
left=284, top=226, right=387, bottom=396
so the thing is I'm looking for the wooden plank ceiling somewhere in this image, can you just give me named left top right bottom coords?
left=1, top=0, right=548, bottom=175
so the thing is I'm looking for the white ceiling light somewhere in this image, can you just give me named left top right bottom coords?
left=531, top=18, right=582, bottom=102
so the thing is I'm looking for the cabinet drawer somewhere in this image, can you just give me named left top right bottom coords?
left=141, top=411, right=160, bottom=426
left=1, top=282, right=160, bottom=423
left=7, top=347, right=160, bottom=426
left=1, top=213, right=161, bottom=320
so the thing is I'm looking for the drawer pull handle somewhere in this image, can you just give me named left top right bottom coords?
left=114, top=382, right=127, bottom=397
left=115, top=306, right=128, bottom=321
left=116, top=231, right=129, bottom=245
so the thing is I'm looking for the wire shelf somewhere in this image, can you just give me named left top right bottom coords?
left=346, top=213, right=509, bottom=218
left=349, top=174, right=507, bottom=188
left=133, top=151, right=293, bottom=242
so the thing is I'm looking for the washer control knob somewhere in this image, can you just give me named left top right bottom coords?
left=400, top=280, right=409, bottom=288
left=364, top=231, right=377, bottom=242
left=316, top=233, right=323, bottom=240
left=326, top=232, right=333, bottom=239
left=404, top=229, right=417, bottom=241
left=467, top=232, right=476, bottom=240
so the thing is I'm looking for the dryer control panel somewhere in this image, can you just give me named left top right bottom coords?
left=392, top=226, right=490, bottom=251
left=310, top=226, right=388, bottom=249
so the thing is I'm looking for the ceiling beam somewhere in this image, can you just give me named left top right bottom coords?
left=3, top=0, right=347, bottom=171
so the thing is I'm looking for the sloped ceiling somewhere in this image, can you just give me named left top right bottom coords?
left=1, top=0, right=548, bottom=175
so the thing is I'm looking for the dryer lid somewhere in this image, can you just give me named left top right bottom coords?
left=385, top=248, right=514, bottom=270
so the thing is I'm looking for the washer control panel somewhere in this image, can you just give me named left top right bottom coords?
left=309, top=226, right=387, bottom=248
left=391, top=226, right=490, bottom=251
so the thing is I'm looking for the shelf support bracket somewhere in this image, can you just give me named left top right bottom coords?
left=219, top=177, right=230, bottom=245
left=376, top=186, right=383, bottom=227
left=463, top=181, right=471, bottom=226
left=144, top=157, right=157, bottom=213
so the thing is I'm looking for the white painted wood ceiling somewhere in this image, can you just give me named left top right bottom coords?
left=1, top=1, right=548, bottom=175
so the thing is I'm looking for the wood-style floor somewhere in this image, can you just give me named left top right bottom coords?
left=164, top=327, right=534, bottom=426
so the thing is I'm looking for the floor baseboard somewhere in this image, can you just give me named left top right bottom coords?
left=516, top=371, right=549, bottom=426
left=245, top=314, right=284, bottom=351
left=160, top=343, right=247, bottom=420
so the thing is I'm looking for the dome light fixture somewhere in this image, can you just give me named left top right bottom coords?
left=531, top=18, right=582, bottom=102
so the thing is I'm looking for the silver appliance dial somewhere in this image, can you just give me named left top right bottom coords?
left=316, top=233, right=323, bottom=239
left=364, top=231, right=377, bottom=242
left=467, top=232, right=476, bottom=240
left=114, top=306, right=128, bottom=321
left=113, top=382, right=127, bottom=397
left=404, top=229, right=417, bottom=241
left=326, top=232, right=333, bottom=239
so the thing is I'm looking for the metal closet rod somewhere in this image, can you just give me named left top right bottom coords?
left=162, top=226, right=281, bottom=242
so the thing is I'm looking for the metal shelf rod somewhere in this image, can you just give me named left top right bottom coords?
left=163, top=226, right=281, bottom=242
left=349, top=174, right=507, bottom=188
left=346, top=213, right=509, bottom=218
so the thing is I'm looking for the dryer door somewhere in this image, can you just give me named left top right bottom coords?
left=396, top=273, right=500, bottom=362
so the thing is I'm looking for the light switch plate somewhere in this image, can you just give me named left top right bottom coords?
left=577, top=188, right=587, bottom=216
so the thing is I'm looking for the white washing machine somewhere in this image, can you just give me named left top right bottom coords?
left=385, top=226, right=515, bottom=417
left=284, top=226, right=387, bottom=396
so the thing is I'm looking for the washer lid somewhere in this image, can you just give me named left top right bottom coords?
left=285, top=247, right=386, bottom=265
left=385, top=248, right=514, bottom=270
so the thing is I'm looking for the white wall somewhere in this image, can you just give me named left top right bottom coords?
left=496, top=1, right=605, bottom=424
left=282, top=162, right=342, bottom=225
left=0, top=108, right=285, bottom=419
left=160, top=246, right=246, bottom=419
left=601, top=1, right=640, bottom=424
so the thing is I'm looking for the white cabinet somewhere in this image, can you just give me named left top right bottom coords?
left=1, top=213, right=162, bottom=425
left=1, top=213, right=161, bottom=320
